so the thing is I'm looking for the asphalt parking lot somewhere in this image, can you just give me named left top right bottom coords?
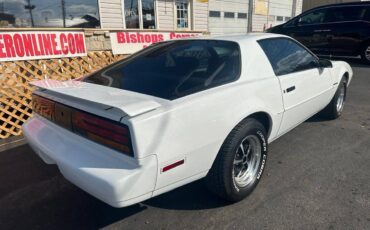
left=1, top=60, right=370, bottom=230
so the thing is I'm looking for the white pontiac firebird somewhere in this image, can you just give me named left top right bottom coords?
left=23, top=34, right=353, bottom=208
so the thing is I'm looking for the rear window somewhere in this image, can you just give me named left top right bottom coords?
left=84, top=40, right=241, bottom=100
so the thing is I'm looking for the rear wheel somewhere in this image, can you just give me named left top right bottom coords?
left=320, top=77, right=347, bottom=120
left=361, top=42, right=370, bottom=65
left=206, top=118, right=268, bottom=202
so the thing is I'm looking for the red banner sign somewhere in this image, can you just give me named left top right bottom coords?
left=0, top=31, right=86, bottom=62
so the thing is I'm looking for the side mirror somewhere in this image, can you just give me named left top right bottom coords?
left=318, top=59, right=333, bottom=69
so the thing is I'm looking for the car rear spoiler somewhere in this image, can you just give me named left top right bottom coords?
left=30, top=79, right=163, bottom=119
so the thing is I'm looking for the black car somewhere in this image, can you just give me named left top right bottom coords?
left=266, top=2, right=370, bottom=64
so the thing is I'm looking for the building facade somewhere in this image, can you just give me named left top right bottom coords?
left=207, top=0, right=303, bottom=35
left=0, top=0, right=303, bottom=35
left=0, top=0, right=209, bottom=31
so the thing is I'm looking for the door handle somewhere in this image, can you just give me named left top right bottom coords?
left=285, top=86, right=296, bottom=93
left=314, top=29, right=331, bottom=32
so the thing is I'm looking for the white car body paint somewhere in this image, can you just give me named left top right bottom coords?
left=22, top=34, right=353, bottom=207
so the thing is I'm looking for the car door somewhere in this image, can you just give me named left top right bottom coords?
left=323, top=5, right=368, bottom=56
left=258, top=38, right=333, bottom=135
left=283, top=8, right=330, bottom=55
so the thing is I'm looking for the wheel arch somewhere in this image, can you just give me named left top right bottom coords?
left=247, top=111, right=273, bottom=138
left=357, top=38, right=370, bottom=54
left=225, top=111, right=273, bottom=142
left=215, top=110, right=273, bottom=159
left=343, top=71, right=349, bottom=84
left=331, top=61, right=352, bottom=87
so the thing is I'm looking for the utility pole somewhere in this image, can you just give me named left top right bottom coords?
left=24, top=0, right=35, bottom=27
left=266, top=0, right=270, bottom=30
left=61, top=0, right=66, bottom=28
left=247, top=0, right=254, bottom=32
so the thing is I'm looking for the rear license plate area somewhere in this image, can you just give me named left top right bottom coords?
left=54, top=103, right=73, bottom=130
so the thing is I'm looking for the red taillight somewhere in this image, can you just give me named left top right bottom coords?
left=72, top=111, right=133, bottom=155
left=32, top=94, right=55, bottom=120
left=31, top=94, right=133, bottom=156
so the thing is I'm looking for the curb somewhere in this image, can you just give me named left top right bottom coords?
left=0, top=136, right=27, bottom=152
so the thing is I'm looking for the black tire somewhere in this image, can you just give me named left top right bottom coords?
left=320, top=77, right=347, bottom=120
left=206, top=118, right=268, bottom=202
left=361, top=42, right=370, bottom=65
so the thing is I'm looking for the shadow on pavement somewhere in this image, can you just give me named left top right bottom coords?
left=0, top=144, right=229, bottom=229
left=143, top=180, right=230, bottom=210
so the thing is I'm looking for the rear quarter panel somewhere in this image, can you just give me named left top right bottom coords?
left=126, top=40, right=285, bottom=190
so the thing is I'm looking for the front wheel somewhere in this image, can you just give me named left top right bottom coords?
left=206, top=118, right=268, bottom=202
left=320, top=77, right=347, bottom=120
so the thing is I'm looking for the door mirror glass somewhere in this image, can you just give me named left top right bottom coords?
left=318, top=59, right=333, bottom=68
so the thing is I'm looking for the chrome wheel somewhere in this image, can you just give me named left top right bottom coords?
left=365, top=46, right=370, bottom=61
left=336, top=83, right=345, bottom=113
left=233, top=135, right=261, bottom=188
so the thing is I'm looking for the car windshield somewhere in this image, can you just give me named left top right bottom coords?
left=83, top=40, right=241, bottom=100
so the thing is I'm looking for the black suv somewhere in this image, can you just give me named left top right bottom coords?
left=266, top=2, right=370, bottom=64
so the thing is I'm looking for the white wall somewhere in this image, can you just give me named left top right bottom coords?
left=269, top=0, right=293, bottom=17
left=99, top=0, right=124, bottom=28
left=252, top=0, right=303, bottom=32
left=208, top=0, right=249, bottom=35
left=192, top=0, right=208, bottom=31
left=157, top=0, right=175, bottom=30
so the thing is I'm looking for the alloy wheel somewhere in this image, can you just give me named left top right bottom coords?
left=336, top=82, right=346, bottom=113
left=233, top=135, right=261, bottom=188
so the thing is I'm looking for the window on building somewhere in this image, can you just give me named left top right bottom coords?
left=125, top=0, right=140, bottom=28
left=0, top=0, right=100, bottom=28
left=285, top=17, right=291, bottom=21
left=276, top=16, right=284, bottom=21
left=209, top=11, right=221, bottom=18
left=224, top=12, right=235, bottom=19
left=142, top=0, right=156, bottom=29
left=258, top=38, right=318, bottom=76
left=237, top=13, right=247, bottom=19
left=176, top=0, right=190, bottom=29
left=124, top=0, right=156, bottom=29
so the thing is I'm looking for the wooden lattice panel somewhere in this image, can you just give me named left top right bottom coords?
left=0, top=51, right=124, bottom=139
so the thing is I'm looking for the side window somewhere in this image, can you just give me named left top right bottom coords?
left=258, top=38, right=319, bottom=76
left=325, top=6, right=366, bottom=23
left=298, top=9, right=326, bottom=25
left=363, top=6, right=370, bottom=22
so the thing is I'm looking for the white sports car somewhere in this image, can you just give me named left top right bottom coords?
left=23, top=34, right=353, bottom=208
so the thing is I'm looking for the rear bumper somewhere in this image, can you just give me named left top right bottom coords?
left=22, top=115, right=157, bottom=208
